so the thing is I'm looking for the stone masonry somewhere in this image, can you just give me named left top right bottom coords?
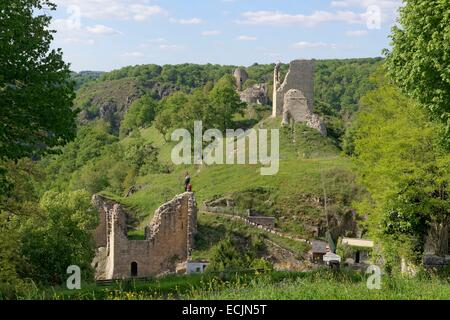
left=240, top=83, right=269, bottom=105
left=91, top=192, right=197, bottom=280
left=233, top=67, right=248, bottom=91
left=272, top=60, right=326, bottom=135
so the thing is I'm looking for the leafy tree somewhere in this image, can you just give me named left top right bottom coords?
left=120, top=95, right=157, bottom=138
left=206, top=237, right=250, bottom=272
left=17, top=189, right=97, bottom=284
left=243, top=79, right=257, bottom=90
left=0, top=0, right=76, bottom=161
left=125, top=138, right=160, bottom=176
left=208, top=75, right=246, bottom=132
left=353, top=79, right=450, bottom=266
left=384, top=0, right=450, bottom=135
left=0, top=215, right=24, bottom=297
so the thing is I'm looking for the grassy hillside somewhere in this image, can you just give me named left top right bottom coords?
left=98, top=116, right=362, bottom=244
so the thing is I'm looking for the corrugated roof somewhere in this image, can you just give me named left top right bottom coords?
left=341, top=237, right=374, bottom=248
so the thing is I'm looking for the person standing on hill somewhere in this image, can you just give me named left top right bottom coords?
left=184, top=172, right=191, bottom=191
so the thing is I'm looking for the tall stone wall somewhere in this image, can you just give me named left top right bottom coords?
left=273, top=60, right=314, bottom=117
left=92, top=192, right=197, bottom=280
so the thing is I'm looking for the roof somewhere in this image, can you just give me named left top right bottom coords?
left=311, top=240, right=328, bottom=253
left=323, top=252, right=341, bottom=263
left=341, top=237, right=374, bottom=248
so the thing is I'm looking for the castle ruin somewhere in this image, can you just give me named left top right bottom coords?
left=272, top=60, right=326, bottom=136
left=91, top=192, right=197, bottom=280
left=233, top=67, right=248, bottom=91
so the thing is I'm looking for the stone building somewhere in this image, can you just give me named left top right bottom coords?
left=240, top=83, right=269, bottom=105
left=91, top=192, right=197, bottom=280
left=310, top=240, right=329, bottom=263
left=233, top=67, right=248, bottom=91
left=272, top=60, right=326, bottom=136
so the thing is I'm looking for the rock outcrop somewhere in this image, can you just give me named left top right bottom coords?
left=91, top=192, right=197, bottom=280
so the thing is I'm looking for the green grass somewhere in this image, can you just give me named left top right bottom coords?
left=114, top=118, right=359, bottom=239
left=12, top=269, right=450, bottom=300
left=187, top=272, right=450, bottom=300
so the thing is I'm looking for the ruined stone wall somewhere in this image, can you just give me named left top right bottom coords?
left=282, top=89, right=327, bottom=135
left=273, top=60, right=314, bottom=117
left=240, top=83, right=269, bottom=105
left=92, top=192, right=197, bottom=280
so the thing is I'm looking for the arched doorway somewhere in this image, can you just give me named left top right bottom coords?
left=131, top=262, right=138, bottom=277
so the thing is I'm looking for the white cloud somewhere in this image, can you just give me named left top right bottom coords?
left=331, top=0, right=402, bottom=24
left=237, top=35, right=257, bottom=41
left=236, top=10, right=364, bottom=26
left=149, top=38, right=166, bottom=43
left=86, top=24, right=122, bottom=35
left=331, top=0, right=401, bottom=10
left=63, top=37, right=95, bottom=45
left=159, top=44, right=184, bottom=50
left=236, top=1, right=402, bottom=27
left=54, top=0, right=166, bottom=21
left=50, top=18, right=96, bottom=45
left=292, top=41, right=331, bottom=49
left=171, top=17, right=204, bottom=25
left=346, top=29, right=369, bottom=36
left=122, top=51, right=146, bottom=58
left=202, top=30, right=221, bottom=36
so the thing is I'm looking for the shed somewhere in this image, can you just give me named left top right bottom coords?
left=186, top=261, right=209, bottom=274
left=310, top=240, right=328, bottom=263
left=341, top=237, right=374, bottom=264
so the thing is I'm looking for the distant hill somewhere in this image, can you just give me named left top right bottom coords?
left=73, top=58, right=382, bottom=142
left=71, top=71, right=105, bottom=90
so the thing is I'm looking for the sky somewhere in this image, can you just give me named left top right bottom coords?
left=48, top=0, right=403, bottom=72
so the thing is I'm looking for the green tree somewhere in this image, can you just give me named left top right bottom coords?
left=384, top=0, right=450, bottom=135
left=208, top=75, right=246, bottom=131
left=206, top=237, right=250, bottom=272
left=353, top=80, right=450, bottom=267
left=17, top=190, right=97, bottom=284
left=119, top=95, right=157, bottom=138
left=0, top=0, right=76, bottom=161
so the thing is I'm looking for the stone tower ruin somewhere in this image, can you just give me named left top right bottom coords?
left=272, top=60, right=326, bottom=135
left=91, top=192, right=197, bottom=280
left=234, top=67, right=248, bottom=91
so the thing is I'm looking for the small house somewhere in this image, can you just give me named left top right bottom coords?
left=186, top=261, right=209, bottom=274
left=310, top=240, right=329, bottom=263
left=340, top=237, right=374, bottom=264
left=246, top=209, right=276, bottom=229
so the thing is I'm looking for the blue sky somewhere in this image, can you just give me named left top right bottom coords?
left=49, top=0, right=403, bottom=72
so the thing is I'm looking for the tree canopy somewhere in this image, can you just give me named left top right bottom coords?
left=352, top=77, right=450, bottom=267
left=384, top=0, right=450, bottom=136
left=0, top=0, right=76, bottom=161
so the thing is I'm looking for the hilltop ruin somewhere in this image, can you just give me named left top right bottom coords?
left=272, top=60, right=326, bottom=136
